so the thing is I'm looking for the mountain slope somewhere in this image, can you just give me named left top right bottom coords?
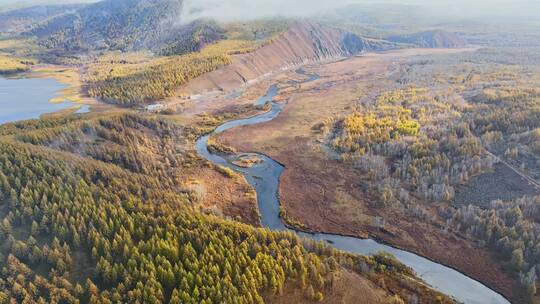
left=30, top=0, right=224, bottom=54
left=182, top=22, right=394, bottom=94
left=0, top=4, right=83, bottom=34
left=81, top=21, right=396, bottom=105
left=386, top=30, right=467, bottom=48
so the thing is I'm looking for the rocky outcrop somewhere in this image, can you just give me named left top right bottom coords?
left=182, top=22, right=392, bottom=94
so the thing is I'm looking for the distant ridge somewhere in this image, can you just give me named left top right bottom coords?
left=29, top=0, right=223, bottom=55
left=386, top=30, right=467, bottom=48
left=182, top=22, right=396, bottom=94
left=0, top=4, right=83, bottom=34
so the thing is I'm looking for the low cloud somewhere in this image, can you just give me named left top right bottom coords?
left=180, top=0, right=358, bottom=24
left=179, top=0, right=540, bottom=24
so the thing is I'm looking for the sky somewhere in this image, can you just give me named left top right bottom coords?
left=1, top=0, right=539, bottom=22
left=180, top=0, right=540, bottom=23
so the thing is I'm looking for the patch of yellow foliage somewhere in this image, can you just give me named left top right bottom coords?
left=332, top=86, right=433, bottom=154
left=203, top=39, right=259, bottom=55
left=343, top=110, right=420, bottom=144
left=377, top=86, right=428, bottom=104
left=0, top=53, right=37, bottom=74
left=87, top=48, right=232, bottom=104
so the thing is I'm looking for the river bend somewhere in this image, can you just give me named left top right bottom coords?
left=195, top=69, right=510, bottom=304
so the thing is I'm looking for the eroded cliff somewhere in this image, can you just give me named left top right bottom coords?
left=182, top=22, right=390, bottom=94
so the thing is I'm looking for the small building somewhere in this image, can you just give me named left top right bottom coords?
left=145, top=103, right=165, bottom=112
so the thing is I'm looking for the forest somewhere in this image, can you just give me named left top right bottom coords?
left=0, top=1, right=538, bottom=301
left=84, top=28, right=283, bottom=106
left=86, top=51, right=232, bottom=106
left=400, top=47, right=540, bottom=181
left=0, top=113, right=451, bottom=303
left=314, top=46, right=540, bottom=302
left=440, top=196, right=540, bottom=297
left=324, top=85, right=494, bottom=207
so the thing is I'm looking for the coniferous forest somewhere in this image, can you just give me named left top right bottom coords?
left=0, top=114, right=449, bottom=303
left=1, top=0, right=539, bottom=303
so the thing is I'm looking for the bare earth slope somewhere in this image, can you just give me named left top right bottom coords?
left=181, top=22, right=387, bottom=95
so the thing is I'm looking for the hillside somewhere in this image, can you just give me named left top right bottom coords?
left=29, top=0, right=225, bottom=54
left=0, top=110, right=454, bottom=304
left=0, top=4, right=82, bottom=34
left=182, top=22, right=394, bottom=95
left=386, top=30, right=467, bottom=48
left=81, top=22, right=395, bottom=105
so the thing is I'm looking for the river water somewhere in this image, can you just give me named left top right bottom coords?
left=195, top=69, right=510, bottom=304
left=0, top=76, right=88, bottom=125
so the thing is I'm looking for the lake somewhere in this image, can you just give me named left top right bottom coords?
left=0, top=76, right=87, bottom=125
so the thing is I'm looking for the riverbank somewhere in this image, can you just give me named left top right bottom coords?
left=213, top=48, right=519, bottom=302
left=196, top=62, right=510, bottom=303
left=26, top=65, right=97, bottom=105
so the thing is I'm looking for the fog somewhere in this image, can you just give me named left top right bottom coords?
left=1, top=0, right=539, bottom=24
left=180, top=0, right=359, bottom=23
left=180, top=0, right=540, bottom=23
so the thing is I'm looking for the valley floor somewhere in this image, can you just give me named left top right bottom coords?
left=176, top=48, right=524, bottom=301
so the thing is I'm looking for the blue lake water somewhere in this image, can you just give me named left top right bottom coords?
left=0, top=77, right=84, bottom=125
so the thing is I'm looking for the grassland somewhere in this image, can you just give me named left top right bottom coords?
left=0, top=53, right=36, bottom=74
left=30, top=65, right=96, bottom=105
left=0, top=37, right=43, bottom=56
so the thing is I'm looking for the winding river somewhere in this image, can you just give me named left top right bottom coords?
left=195, top=69, right=510, bottom=304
